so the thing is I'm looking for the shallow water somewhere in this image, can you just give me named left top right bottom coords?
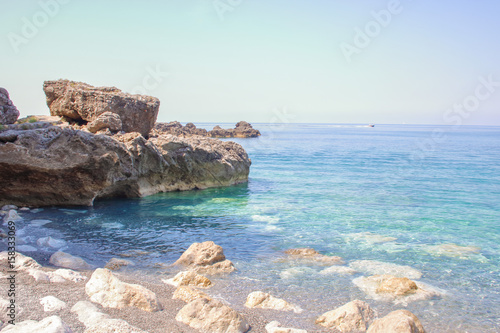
left=5, top=124, right=500, bottom=332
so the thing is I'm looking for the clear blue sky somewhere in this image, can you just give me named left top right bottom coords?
left=1, top=0, right=499, bottom=125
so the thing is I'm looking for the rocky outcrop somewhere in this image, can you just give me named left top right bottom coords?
left=176, top=298, right=250, bottom=333
left=316, top=300, right=375, bottom=332
left=245, top=291, right=302, bottom=313
left=173, top=241, right=236, bottom=275
left=43, top=80, right=159, bottom=137
left=366, top=310, right=426, bottom=333
left=152, top=121, right=261, bottom=138
left=85, top=268, right=161, bottom=312
left=0, top=88, right=20, bottom=125
left=0, top=124, right=250, bottom=207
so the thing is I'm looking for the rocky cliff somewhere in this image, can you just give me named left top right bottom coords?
left=0, top=123, right=250, bottom=207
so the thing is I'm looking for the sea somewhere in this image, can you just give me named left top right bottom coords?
left=8, top=123, right=500, bottom=332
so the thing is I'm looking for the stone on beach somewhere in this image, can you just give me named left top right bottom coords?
left=348, top=260, right=422, bottom=279
left=316, top=300, right=375, bottom=332
left=353, top=275, right=443, bottom=304
left=1, top=315, right=72, bottom=333
left=37, top=236, right=67, bottom=249
left=85, top=268, right=161, bottom=312
left=43, top=80, right=159, bottom=137
left=163, top=270, right=213, bottom=288
left=40, top=296, right=67, bottom=312
left=173, top=285, right=211, bottom=303
left=245, top=291, right=302, bottom=313
left=366, top=310, right=426, bottom=333
left=0, top=88, right=20, bottom=125
left=0, top=251, right=41, bottom=271
left=265, top=321, right=308, bottom=333
left=284, top=248, right=344, bottom=265
left=49, top=251, right=92, bottom=270
left=27, top=268, right=86, bottom=283
left=174, top=241, right=236, bottom=275
left=176, top=297, right=250, bottom=333
left=104, top=258, right=133, bottom=271
left=71, top=300, right=148, bottom=333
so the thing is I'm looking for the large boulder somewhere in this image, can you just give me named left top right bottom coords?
left=173, top=241, right=235, bottom=275
left=49, top=251, right=92, bottom=270
left=366, top=310, right=426, bottom=333
left=153, top=121, right=261, bottom=138
left=316, top=300, right=375, bottom=332
left=0, top=126, right=250, bottom=207
left=0, top=88, right=20, bottom=125
left=43, top=80, right=159, bottom=137
left=85, top=268, right=161, bottom=312
left=176, top=297, right=250, bottom=333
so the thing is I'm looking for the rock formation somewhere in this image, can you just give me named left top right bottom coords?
left=173, top=241, right=236, bottom=275
left=49, top=251, right=92, bottom=270
left=163, top=271, right=213, bottom=288
left=366, top=310, right=426, bottom=333
left=0, top=125, right=250, bottom=207
left=173, top=286, right=211, bottom=303
left=152, top=120, right=261, bottom=138
left=43, top=80, right=159, bottom=137
left=316, top=300, right=375, bottom=332
left=1, top=316, right=72, bottom=333
left=284, top=248, right=344, bottom=265
left=244, top=291, right=302, bottom=313
left=0, top=88, right=20, bottom=125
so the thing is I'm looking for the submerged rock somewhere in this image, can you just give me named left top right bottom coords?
left=423, top=243, right=481, bottom=260
left=104, top=258, right=133, bottom=271
left=85, top=268, right=161, bottom=312
left=176, top=297, right=250, bottom=333
left=0, top=88, right=20, bottom=125
left=284, top=248, right=344, bottom=265
left=366, top=310, right=426, bottom=333
left=316, top=300, right=375, bottom=332
left=0, top=126, right=250, bottom=207
left=44, top=80, right=159, bottom=137
left=245, top=291, right=302, bottom=313
left=349, top=260, right=422, bottom=279
left=174, top=241, right=236, bottom=275
left=49, top=251, right=92, bottom=270
left=37, top=236, right=67, bottom=249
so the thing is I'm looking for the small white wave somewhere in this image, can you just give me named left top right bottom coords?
left=30, top=219, right=52, bottom=226
left=251, top=215, right=279, bottom=223
left=101, top=222, right=124, bottom=229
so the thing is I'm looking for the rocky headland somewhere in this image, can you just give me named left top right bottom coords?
left=152, top=120, right=261, bottom=138
left=0, top=81, right=252, bottom=207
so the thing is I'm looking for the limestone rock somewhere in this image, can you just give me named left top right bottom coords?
left=1, top=315, right=72, bottom=333
left=87, top=112, right=122, bottom=134
left=85, top=268, right=161, bottom=312
left=265, top=321, right=308, bottom=333
left=316, top=300, right=375, bottom=332
left=209, top=121, right=261, bottom=138
left=104, top=258, right=133, bottom=271
left=245, top=291, right=302, bottom=313
left=37, top=236, right=67, bottom=249
left=0, top=126, right=250, bottom=207
left=0, top=251, right=41, bottom=271
left=52, top=268, right=87, bottom=282
left=0, top=88, right=20, bottom=125
left=174, top=241, right=235, bottom=275
left=49, top=251, right=92, bottom=270
left=163, top=270, right=212, bottom=288
left=40, top=296, right=67, bottom=312
left=284, top=248, right=344, bottom=265
left=366, top=310, right=426, bottom=333
left=43, top=80, right=159, bottom=137
left=152, top=121, right=260, bottom=138
left=353, top=275, right=443, bottom=304
left=71, top=301, right=147, bottom=333
left=176, top=297, right=250, bottom=333
left=173, top=285, right=211, bottom=303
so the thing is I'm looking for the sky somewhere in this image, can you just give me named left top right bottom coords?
left=1, top=0, right=499, bottom=125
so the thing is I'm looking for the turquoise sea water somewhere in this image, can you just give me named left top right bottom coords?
left=10, top=124, right=500, bottom=332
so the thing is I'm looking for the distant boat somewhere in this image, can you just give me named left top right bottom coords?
left=368, top=124, right=375, bottom=127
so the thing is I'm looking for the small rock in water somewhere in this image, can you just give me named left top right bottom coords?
left=284, top=248, right=344, bottom=265
left=423, top=243, right=481, bottom=259
left=16, top=245, right=38, bottom=252
left=104, top=258, right=133, bottom=270
left=37, top=236, right=67, bottom=249
left=174, top=241, right=236, bottom=275
left=176, top=297, right=250, bottom=333
left=349, top=232, right=397, bottom=244
left=266, top=321, right=308, bottom=333
left=245, top=291, right=302, bottom=313
left=0, top=315, right=72, bottom=333
left=30, top=219, right=52, bottom=226
left=49, top=251, right=92, bottom=270
left=366, top=310, right=426, bottom=333
left=40, top=296, right=67, bottom=312
left=3, top=210, right=22, bottom=224
left=316, top=300, right=375, bottom=332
